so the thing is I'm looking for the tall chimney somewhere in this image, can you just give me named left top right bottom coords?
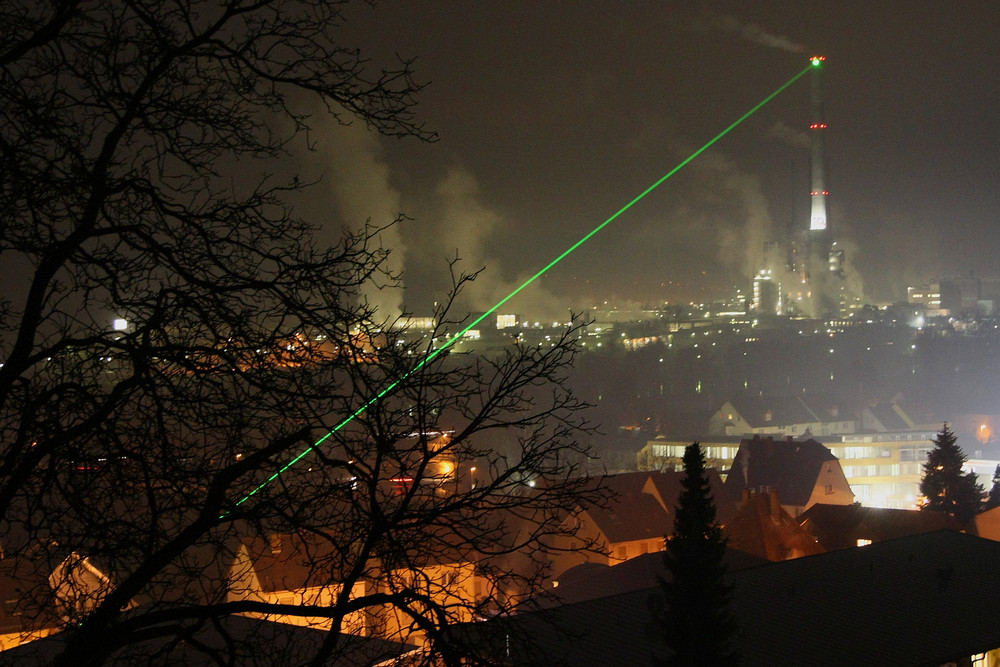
left=808, top=56, right=830, bottom=239
left=769, top=488, right=781, bottom=520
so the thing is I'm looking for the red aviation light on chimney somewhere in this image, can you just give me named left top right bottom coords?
left=809, top=123, right=827, bottom=129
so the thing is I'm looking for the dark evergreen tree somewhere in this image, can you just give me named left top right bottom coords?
left=984, top=464, right=1000, bottom=511
left=920, top=424, right=984, bottom=523
left=654, top=443, right=737, bottom=666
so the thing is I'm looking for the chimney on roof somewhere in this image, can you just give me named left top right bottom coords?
left=742, top=445, right=750, bottom=487
left=769, top=488, right=781, bottom=520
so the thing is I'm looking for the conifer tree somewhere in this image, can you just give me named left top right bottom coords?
left=987, top=465, right=1000, bottom=511
left=920, top=424, right=983, bottom=523
left=655, top=443, right=737, bottom=666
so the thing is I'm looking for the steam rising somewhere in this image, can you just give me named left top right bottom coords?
left=417, top=168, right=567, bottom=321
left=307, top=112, right=567, bottom=321
left=321, top=120, right=406, bottom=321
left=703, top=154, right=776, bottom=280
left=711, top=14, right=806, bottom=54
left=768, top=121, right=811, bottom=150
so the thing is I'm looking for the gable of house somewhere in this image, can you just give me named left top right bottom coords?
left=725, top=436, right=854, bottom=513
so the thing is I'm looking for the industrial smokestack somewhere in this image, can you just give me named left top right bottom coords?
left=808, top=56, right=830, bottom=237
left=808, top=56, right=845, bottom=278
left=804, top=55, right=845, bottom=316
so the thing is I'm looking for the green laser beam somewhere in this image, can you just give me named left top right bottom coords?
left=227, top=62, right=815, bottom=515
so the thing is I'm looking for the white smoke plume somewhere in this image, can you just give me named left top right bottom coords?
left=692, top=153, right=776, bottom=280
left=318, top=118, right=406, bottom=322
left=291, top=111, right=568, bottom=324
left=424, top=168, right=567, bottom=322
left=768, top=120, right=811, bottom=149
left=711, top=14, right=806, bottom=54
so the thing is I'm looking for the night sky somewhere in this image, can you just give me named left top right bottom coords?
left=286, top=2, right=1000, bottom=319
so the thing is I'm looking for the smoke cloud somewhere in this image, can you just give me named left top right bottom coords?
left=320, top=119, right=406, bottom=321
left=709, top=14, right=806, bottom=54
left=689, top=153, right=776, bottom=280
left=292, top=106, right=570, bottom=323
left=768, top=120, right=811, bottom=150
left=411, top=167, right=568, bottom=322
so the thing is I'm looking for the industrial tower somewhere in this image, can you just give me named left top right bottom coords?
left=807, top=55, right=842, bottom=277
left=782, top=55, right=843, bottom=317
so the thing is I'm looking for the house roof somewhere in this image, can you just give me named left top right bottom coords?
left=241, top=524, right=478, bottom=594
left=0, top=614, right=416, bottom=666
left=0, top=552, right=62, bottom=635
left=726, top=395, right=819, bottom=429
left=865, top=402, right=912, bottom=431
left=724, top=490, right=825, bottom=561
left=642, top=470, right=737, bottom=525
left=466, top=530, right=1000, bottom=666
left=576, top=470, right=735, bottom=545
left=45, top=536, right=242, bottom=609
left=536, top=548, right=767, bottom=609
left=724, top=436, right=839, bottom=507
left=797, top=503, right=964, bottom=551
left=801, top=394, right=850, bottom=422
left=581, top=492, right=669, bottom=545
left=731, top=530, right=1000, bottom=666
left=239, top=533, right=339, bottom=594
left=571, top=472, right=670, bottom=546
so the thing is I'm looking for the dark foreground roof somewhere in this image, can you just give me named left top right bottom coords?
left=463, top=531, right=1000, bottom=667
left=538, top=548, right=767, bottom=608
left=799, top=502, right=965, bottom=551
left=0, top=615, right=416, bottom=667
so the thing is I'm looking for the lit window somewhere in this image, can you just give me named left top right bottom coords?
left=856, top=539, right=872, bottom=547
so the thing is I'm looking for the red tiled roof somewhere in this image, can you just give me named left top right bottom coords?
left=577, top=470, right=735, bottom=545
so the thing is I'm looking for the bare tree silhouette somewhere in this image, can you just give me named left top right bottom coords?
left=0, top=2, right=603, bottom=664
